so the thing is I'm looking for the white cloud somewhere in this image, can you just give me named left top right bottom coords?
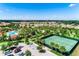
left=69, top=4, right=76, bottom=7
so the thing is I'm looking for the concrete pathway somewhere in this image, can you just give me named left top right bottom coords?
left=18, top=43, right=57, bottom=56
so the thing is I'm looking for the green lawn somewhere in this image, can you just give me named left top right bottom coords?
left=0, top=42, right=8, bottom=46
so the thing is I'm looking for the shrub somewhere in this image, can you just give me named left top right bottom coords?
left=25, top=50, right=32, bottom=56
left=7, top=42, right=13, bottom=47
left=13, top=41, right=19, bottom=46
left=37, top=46, right=42, bottom=50
left=1, top=45, right=7, bottom=51
left=50, top=42, right=55, bottom=48
left=55, top=44, right=59, bottom=49
left=59, top=46, right=66, bottom=53
left=39, top=49, right=46, bottom=53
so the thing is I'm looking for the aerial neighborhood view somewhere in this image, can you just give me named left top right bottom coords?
left=0, top=20, right=79, bottom=56
left=0, top=3, right=79, bottom=56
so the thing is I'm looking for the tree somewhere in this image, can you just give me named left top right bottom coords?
left=7, top=42, right=13, bottom=47
left=1, top=45, right=7, bottom=51
left=59, top=46, right=66, bottom=53
left=50, top=42, right=55, bottom=48
left=13, top=41, right=19, bottom=46
left=37, top=46, right=42, bottom=50
left=39, top=39, right=44, bottom=43
left=2, top=33, right=7, bottom=41
left=25, top=50, right=32, bottom=56
left=31, top=31, right=36, bottom=35
left=24, top=38, right=30, bottom=45
left=19, top=28, right=26, bottom=38
left=39, top=49, right=46, bottom=53
left=55, top=44, right=59, bottom=49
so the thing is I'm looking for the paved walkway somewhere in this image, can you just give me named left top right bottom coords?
left=0, top=43, right=57, bottom=56
left=18, top=43, right=57, bottom=56
left=0, top=51, right=4, bottom=56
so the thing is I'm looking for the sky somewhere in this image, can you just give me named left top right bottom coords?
left=0, top=3, right=79, bottom=20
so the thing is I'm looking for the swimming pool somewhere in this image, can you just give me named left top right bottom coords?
left=44, top=36, right=78, bottom=52
left=7, top=31, right=18, bottom=36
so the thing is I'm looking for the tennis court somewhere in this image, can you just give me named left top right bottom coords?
left=44, top=36, right=78, bottom=52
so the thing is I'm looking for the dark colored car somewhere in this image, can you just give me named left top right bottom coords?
left=4, top=46, right=17, bottom=56
left=4, top=46, right=24, bottom=56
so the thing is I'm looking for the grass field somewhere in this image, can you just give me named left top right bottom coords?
left=0, top=42, right=8, bottom=46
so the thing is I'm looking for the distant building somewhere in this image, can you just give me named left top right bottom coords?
left=0, top=22, right=11, bottom=26
left=7, top=30, right=18, bottom=40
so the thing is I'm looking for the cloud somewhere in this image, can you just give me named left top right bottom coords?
left=69, top=4, right=76, bottom=7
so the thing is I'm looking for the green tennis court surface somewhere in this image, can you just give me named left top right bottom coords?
left=44, top=36, right=78, bottom=52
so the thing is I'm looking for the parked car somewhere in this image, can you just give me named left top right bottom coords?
left=15, top=51, right=25, bottom=56
left=13, top=46, right=25, bottom=56
left=4, top=50, right=12, bottom=55
left=4, top=46, right=24, bottom=56
left=4, top=46, right=16, bottom=56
